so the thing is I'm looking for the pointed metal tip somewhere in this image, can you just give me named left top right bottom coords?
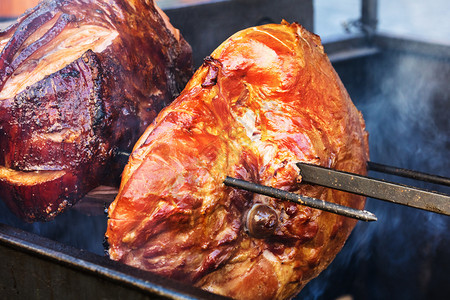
left=363, top=210, right=378, bottom=222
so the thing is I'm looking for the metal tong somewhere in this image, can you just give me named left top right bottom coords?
left=224, top=162, right=450, bottom=222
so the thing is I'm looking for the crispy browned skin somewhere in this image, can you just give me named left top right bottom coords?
left=0, top=0, right=192, bottom=222
left=106, top=22, right=369, bottom=300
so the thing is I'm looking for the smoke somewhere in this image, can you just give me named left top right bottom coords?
left=299, top=43, right=450, bottom=299
left=364, top=55, right=449, bottom=177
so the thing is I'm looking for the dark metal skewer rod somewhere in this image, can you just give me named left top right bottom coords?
left=223, top=176, right=377, bottom=222
left=367, top=161, right=450, bottom=187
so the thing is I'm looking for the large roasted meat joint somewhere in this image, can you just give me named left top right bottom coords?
left=0, top=0, right=192, bottom=222
left=106, top=21, right=369, bottom=299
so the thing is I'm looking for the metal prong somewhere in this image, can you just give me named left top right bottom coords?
left=223, top=176, right=377, bottom=222
left=298, top=162, right=450, bottom=216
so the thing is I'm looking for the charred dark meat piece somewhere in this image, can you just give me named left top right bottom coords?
left=0, top=0, right=193, bottom=222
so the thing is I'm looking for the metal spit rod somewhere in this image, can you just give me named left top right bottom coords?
left=223, top=176, right=377, bottom=222
left=367, top=161, right=450, bottom=186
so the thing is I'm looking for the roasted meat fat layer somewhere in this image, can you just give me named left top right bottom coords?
left=106, top=22, right=369, bottom=300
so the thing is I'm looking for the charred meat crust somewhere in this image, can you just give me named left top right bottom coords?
left=0, top=0, right=193, bottom=222
left=3, top=50, right=105, bottom=172
left=0, top=51, right=108, bottom=221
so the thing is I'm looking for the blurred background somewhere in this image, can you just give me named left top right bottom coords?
left=315, top=0, right=450, bottom=42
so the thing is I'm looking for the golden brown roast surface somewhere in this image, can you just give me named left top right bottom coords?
left=0, top=0, right=192, bottom=222
left=106, top=21, right=369, bottom=300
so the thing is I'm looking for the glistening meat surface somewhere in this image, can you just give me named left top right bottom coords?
left=0, top=0, right=192, bottom=222
left=106, top=21, right=369, bottom=300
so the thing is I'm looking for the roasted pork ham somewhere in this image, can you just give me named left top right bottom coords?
left=0, top=0, right=192, bottom=222
left=106, top=22, right=369, bottom=299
